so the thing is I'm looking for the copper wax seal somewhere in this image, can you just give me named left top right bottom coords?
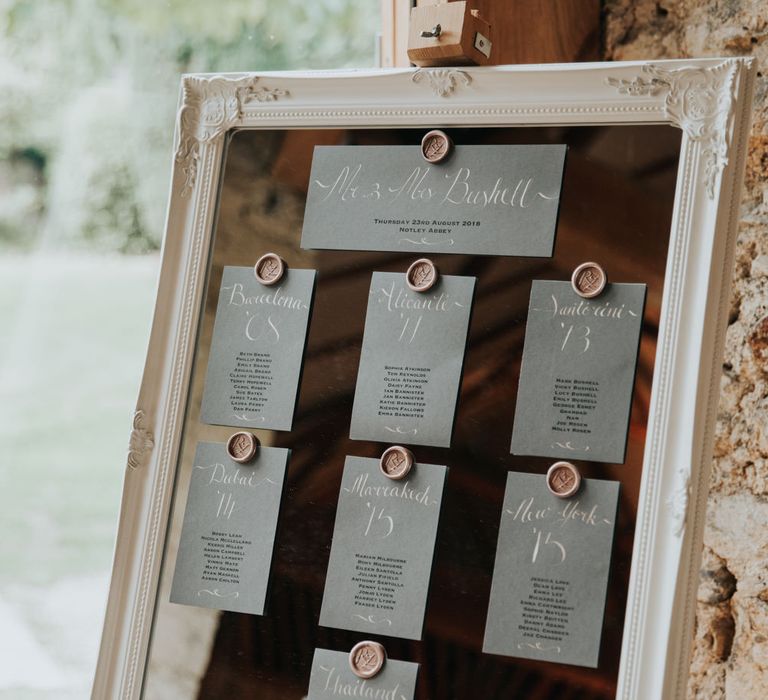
left=546, top=461, right=582, bottom=499
left=349, top=640, right=387, bottom=679
left=406, top=258, right=438, bottom=293
left=226, top=432, right=259, bottom=464
left=421, top=129, right=452, bottom=163
left=254, top=252, right=285, bottom=286
left=380, top=445, right=414, bottom=480
left=571, top=261, right=607, bottom=299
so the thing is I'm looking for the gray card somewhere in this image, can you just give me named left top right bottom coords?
left=170, top=441, right=288, bottom=615
left=200, top=265, right=315, bottom=431
left=319, top=456, right=447, bottom=640
left=301, top=145, right=566, bottom=256
left=483, top=472, right=619, bottom=668
left=350, top=272, right=475, bottom=448
left=307, top=648, right=419, bottom=700
left=511, top=281, right=646, bottom=463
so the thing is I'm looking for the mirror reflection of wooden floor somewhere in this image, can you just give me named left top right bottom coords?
left=145, top=124, right=680, bottom=700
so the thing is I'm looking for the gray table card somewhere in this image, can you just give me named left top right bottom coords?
left=200, top=265, right=315, bottom=431
left=307, top=648, right=419, bottom=700
left=350, top=272, right=475, bottom=448
left=319, top=456, right=447, bottom=640
left=511, top=280, right=646, bottom=463
left=301, top=144, right=566, bottom=256
left=483, top=472, right=620, bottom=668
left=170, top=441, right=289, bottom=615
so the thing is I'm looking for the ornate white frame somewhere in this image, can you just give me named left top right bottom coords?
left=93, top=59, right=755, bottom=700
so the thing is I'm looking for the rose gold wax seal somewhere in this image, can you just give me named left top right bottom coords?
left=571, top=261, right=607, bottom=299
left=421, top=129, right=452, bottom=163
left=380, top=445, right=414, bottom=480
left=349, top=641, right=387, bottom=679
left=254, top=252, right=285, bottom=286
left=406, top=258, right=438, bottom=293
left=226, top=432, right=259, bottom=464
left=546, top=461, right=582, bottom=499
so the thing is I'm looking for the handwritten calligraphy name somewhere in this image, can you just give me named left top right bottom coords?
left=509, top=496, right=613, bottom=528
left=195, top=462, right=270, bottom=489
left=223, top=282, right=307, bottom=311
left=535, top=294, right=639, bottom=321
left=344, top=472, right=436, bottom=507
left=319, top=664, right=406, bottom=700
left=378, top=280, right=462, bottom=313
left=313, top=164, right=557, bottom=209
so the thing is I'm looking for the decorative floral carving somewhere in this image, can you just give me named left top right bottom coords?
left=605, top=75, right=667, bottom=97
left=412, top=68, right=472, bottom=97
left=175, top=76, right=289, bottom=196
left=247, top=86, right=289, bottom=103
left=606, top=60, right=739, bottom=198
left=127, top=410, right=154, bottom=471
left=667, top=466, right=691, bottom=537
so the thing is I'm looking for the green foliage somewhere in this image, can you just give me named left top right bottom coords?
left=0, top=0, right=378, bottom=252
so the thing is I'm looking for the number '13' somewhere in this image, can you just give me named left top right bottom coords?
left=560, top=322, right=591, bottom=353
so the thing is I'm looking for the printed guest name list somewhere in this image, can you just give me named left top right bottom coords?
left=170, top=441, right=289, bottom=615
left=511, top=280, right=646, bottom=464
left=200, top=265, right=316, bottom=431
left=350, top=271, right=475, bottom=448
left=319, top=456, right=447, bottom=640
left=484, top=472, right=620, bottom=668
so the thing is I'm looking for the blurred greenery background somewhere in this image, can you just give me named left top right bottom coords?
left=0, top=1, right=378, bottom=697
left=0, top=0, right=378, bottom=253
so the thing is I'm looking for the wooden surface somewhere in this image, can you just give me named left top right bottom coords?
left=410, top=0, right=600, bottom=64
left=407, top=1, right=492, bottom=66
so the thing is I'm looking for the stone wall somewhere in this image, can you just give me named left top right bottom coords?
left=603, top=2, right=768, bottom=698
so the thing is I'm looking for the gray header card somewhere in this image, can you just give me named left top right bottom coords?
left=307, top=648, right=419, bottom=700
left=200, top=265, right=315, bottom=431
left=319, top=456, right=447, bottom=640
left=483, top=472, right=620, bottom=668
left=170, top=441, right=289, bottom=615
left=350, top=272, right=475, bottom=448
left=301, top=144, right=566, bottom=256
left=511, top=281, right=646, bottom=463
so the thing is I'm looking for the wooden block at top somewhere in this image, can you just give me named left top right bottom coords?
left=407, top=1, right=492, bottom=67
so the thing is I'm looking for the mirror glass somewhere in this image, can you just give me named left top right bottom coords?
left=143, top=123, right=681, bottom=699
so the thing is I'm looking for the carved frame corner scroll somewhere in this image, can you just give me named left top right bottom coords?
left=174, top=76, right=289, bottom=197
left=607, top=58, right=746, bottom=199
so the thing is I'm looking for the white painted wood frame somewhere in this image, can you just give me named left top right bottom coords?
left=92, top=59, right=756, bottom=700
